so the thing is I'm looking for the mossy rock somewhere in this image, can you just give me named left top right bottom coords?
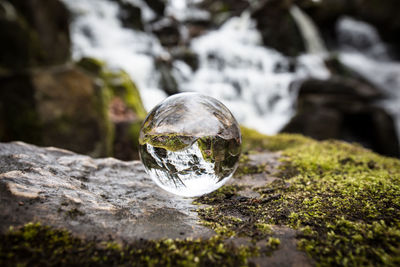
left=0, top=223, right=256, bottom=267
left=77, top=57, right=147, bottom=120
left=1, top=126, right=400, bottom=266
left=77, top=57, right=147, bottom=160
left=196, top=126, right=400, bottom=266
left=0, top=65, right=114, bottom=157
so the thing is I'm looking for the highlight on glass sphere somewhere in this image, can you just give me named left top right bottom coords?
left=139, top=92, right=242, bottom=197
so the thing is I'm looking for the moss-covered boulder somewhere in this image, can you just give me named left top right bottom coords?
left=1, top=127, right=400, bottom=266
left=78, top=57, right=147, bottom=160
left=0, top=56, right=147, bottom=159
left=0, top=65, right=113, bottom=157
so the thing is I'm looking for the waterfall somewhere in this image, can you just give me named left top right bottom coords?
left=290, top=5, right=327, bottom=55
left=61, top=0, right=329, bottom=135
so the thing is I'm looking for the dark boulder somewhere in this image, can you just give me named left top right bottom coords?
left=282, top=77, right=400, bottom=157
left=297, top=0, right=400, bottom=55
left=144, top=0, right=166, bottom=17
left=155, top=56, right=179, bottom=96
left=0, top=1, right=42, bottom=70
left=151, top=18, right=181, bottom=47
left=3, top=0, right=71, bottom=68
left=197, top=0, right=250, bottom=26
left=171, top=47, right=200, bottom=71
left=111, top=0, right=144, bottom=30
left=251, top=0, right=306, bottom=56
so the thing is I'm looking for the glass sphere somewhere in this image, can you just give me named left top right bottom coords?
left=139, top=93, right=241, bottom=197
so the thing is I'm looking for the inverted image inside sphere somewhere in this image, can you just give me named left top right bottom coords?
left=139, top=93, right=241, bottom=197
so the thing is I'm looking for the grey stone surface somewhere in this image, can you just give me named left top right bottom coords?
left=0, top=141, right=213, bottom=241
left=0, top=141, right=312, bottom=266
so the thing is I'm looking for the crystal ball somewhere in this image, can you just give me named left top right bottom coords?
left=139, top=93, right=242, bottom=197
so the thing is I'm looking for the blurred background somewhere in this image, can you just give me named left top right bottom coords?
left=1, top=0, right=399, bottom=159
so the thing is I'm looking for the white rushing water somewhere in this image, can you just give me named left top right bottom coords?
left=60, top=0, right=398, bottom=140
left=61, top=0, right=330, bottom=135
left=60, top=0, right=168, bottom=109
left=176, top=11, right=329, bottom=133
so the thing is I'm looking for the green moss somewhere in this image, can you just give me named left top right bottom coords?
left=78, top=57, right=147, bottom=120
left=76, top=57, right=105, bottom=75
left=103, top=69, right=147, bottom=120
left=77, top=57, right=148, bottom=157
left=195, top=127, right=400, bottom=265
left=240, top=126, right=310, bottom=153
left=0, top=223, right=258, bottom=266
left=93, top=78, right=115, bottom=156
left=235, top=154, right=267, bottom=177
left=229, top=127, right=400, bottom=265
left=196, top=185, right=281, bottom=248
left=140, top=133, right=195, bottom=152
left=271, top=139, right=400, bottom=266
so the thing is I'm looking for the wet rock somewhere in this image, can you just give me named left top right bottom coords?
left=112, top=0, right=144, bottom=30
left=155, top=56, right=179, bottom=96
left=144, top=0, right=166, bottom=17
left=297, top=0, right=400, bottom=55
left=0, top=141, right=212, bottom=241
left=251, top=0, right=305, bottom=56
left=151, top=18, right=181, bottom=47
left=0, top=56, right=147, bottom=160
left=171, top=47, right=199, bottom=71
left=197, top=0, right=250, bottom=26
left=282, top=77, right=400, bottom=157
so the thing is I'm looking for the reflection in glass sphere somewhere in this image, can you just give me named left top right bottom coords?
left=139, top=93, right=241, bottom=197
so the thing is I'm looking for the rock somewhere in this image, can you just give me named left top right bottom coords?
left=282, top=77, right=400, bottom=157
left=151, top=18, right=181, bottom=47
left=111, top=0, right=144, bottom=31
left=251, top=0, right=305, bottom=56
left=197, top=0, right=250, bottom=26
left=0, top=141, right=311, bottom=266
left=0, top=57, right=147, bottom=160
left=0, top=141, right=211, bottom=241
left=0, top=1, right=42, bottom=70
left=297, top=0, right=400, bottom=55
left=0, top=0, right=71, bottom=69
left=78, top=57, right=147, bottom=160
left=1, top=129, right=400, bottom=265
left=143, top=0, right=166, bottom=17
left=155, top=56, right=179, bottom=96
left=354, top=0, right=400, bottom=47
left=0, top=65, right=112, bottom=157
left=171, top=47, right=200, bottom=71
